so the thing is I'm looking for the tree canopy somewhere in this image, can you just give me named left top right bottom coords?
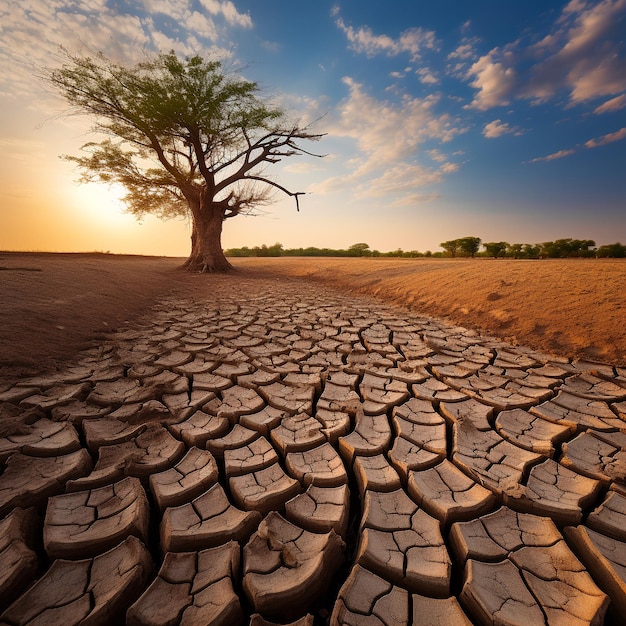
left=483, top=242, right=509, bottom=258
left=440, top=237, right=481, bottom=258
left=45, top=50, right=323, bottom=271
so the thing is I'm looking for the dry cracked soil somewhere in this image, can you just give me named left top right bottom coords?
left=1, top=255, right=626, bottom=625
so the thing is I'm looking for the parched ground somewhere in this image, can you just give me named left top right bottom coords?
left=0, top=253, right=184, bottom=380
left=235, top=257, right=626, bottom=367
left=1, top=253, right=625, bottom=379
left=1, top=252, right=626, bottom=625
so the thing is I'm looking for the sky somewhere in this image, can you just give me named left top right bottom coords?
left=0, top=0, right=625, bottom=256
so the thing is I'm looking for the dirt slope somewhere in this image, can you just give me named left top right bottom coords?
left=0, top=253, right=183, bottom=379
left=234, top=257, right=626, bottom=367
left=1, top=253, right=624, bottom=381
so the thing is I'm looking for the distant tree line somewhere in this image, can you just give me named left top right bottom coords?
left=225, top=242, right=432, bottom=258
left=225, top=238, right=626, bottom=259
left=477, top=238, right=626, bottom=259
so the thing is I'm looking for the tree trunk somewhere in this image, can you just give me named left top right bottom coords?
left=182, top=199, right=233, bottom=272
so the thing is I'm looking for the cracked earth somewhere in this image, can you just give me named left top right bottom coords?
left=1, top=275, right=626, bottom=625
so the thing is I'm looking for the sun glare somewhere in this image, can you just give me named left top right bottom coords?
left=77, top=182, right=139, bottom=228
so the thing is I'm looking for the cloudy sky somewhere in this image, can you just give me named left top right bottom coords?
left=1, top=0, right=625, bottom=255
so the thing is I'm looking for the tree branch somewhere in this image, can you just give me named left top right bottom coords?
left=243, top=175, right=305, bottom=211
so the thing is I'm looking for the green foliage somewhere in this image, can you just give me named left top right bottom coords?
left=440, top=237, right=481, bottom=257
left=45, top=50, right=323, bottom=222
left=226, top=239, right=626, bottom=259
left=348, top=243, right=371, bottom=256
left=440, top=240, right=459, bottom=257
left=480, top=239, right=599, bottom=259
left=507, top=243, right=523, bottom=259
left=539, top=239, right=596, bottom=258
left=459, top=237, right=481, bottom=257
left=521, top=244, right=542, bottom=258
left=225, top=243, right=429, bottom=258
left=483, top=242, right=509, bottom=258
left=596, top=242, right=626, bottom=258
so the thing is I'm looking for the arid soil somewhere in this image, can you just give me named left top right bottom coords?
left=1, top=253, right=625, bottom=381
left=2, top=252, right=626, bottom=624
left=0, top=253, right=183, bottom=379
left=235, top=257, right=626, bottom=367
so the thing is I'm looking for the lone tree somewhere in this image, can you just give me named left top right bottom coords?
left=45, top=50, right=324, bottom=272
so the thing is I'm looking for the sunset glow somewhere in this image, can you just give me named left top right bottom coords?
left=1, top=1, right=624, bottom=255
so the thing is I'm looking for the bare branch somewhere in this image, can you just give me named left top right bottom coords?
left=243, top=174, right=305, bottom=211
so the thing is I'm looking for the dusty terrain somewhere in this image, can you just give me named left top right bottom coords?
left=0, top=253, right=183, bottom=379
left=228, top=256, right=626, bottom=366
left=1, top=252, right=626, bottom=624
left=1, top=253, right=624, bottom=381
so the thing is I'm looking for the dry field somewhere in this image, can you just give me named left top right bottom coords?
left=1, top=253, right=625, bottom=380
left=0, top=253, right=183, bottom=379
left=2, top=251, right=626, bottom=623
left=235, top=256, right=626, bottom=367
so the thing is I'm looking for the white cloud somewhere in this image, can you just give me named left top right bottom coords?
left=562, top=0, right=589, bottom=17
left=427, top=149, right=447, bottom=163
left=416, top=67, right=439, bottom=85
left=262, top=40, right=281, bottom=54
left=311, top=78, right=465, bottom=201
left=529, top=148, right=576, bottom=163
left=466, top=50, right=518, bottom=109
left=355, top=163, right=444, bottom=198
left=445, top=35, right=481, bottom=79
left=388, top=192, right=440, bottom=208
left=332, top=78, right=465, bottom=169
left=283, top=162, right=323, bottom=174
left=187, top=11, right=218, bottom=39
left=150, top=30, right=195, bottom=57
left=482, top=119, right=520, bottom=138
left=585, top=127, right=626, bottom=147
left=448, top=38, right=479, bottom=61
left=527, top=124, right=626, bottom=161
left=1, top=1, right=153, bottom=97
left=594, top=94, right=626, bottom=114
left=465, top=0, right=626, bottom=109
left=334, top=16, right=437, bottom=61
left=275, top=92, right=330, bottom=128
left=199, top=0, right=252, bottom=28
left=142, top=0, right=191, bottom=21
left=0, top=0, right=249, bottom=101
left=140, top=0, right=252, bottom=29
left=441, top=162, right=460, bottom=174
left=448, top=43, right=474, bottom=61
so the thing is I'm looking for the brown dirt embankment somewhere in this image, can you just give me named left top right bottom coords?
left=233, top=257, right=626, bottom=367
left=0, top=252, right=183, bottom=380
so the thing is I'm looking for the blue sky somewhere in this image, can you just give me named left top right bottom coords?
left=0, top=0, right=624, bottom=254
